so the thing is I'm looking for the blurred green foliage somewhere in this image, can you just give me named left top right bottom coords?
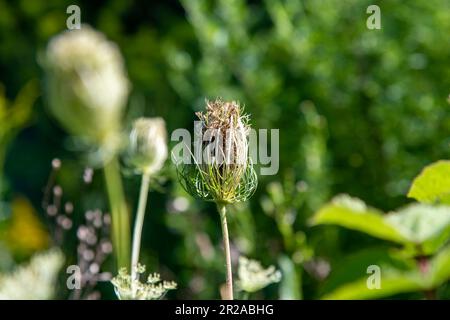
left=0, top=0, right=449, bottom=299
left=0, top=81, right=38, bottom=195
left=312, top=161, right=450, bottom=299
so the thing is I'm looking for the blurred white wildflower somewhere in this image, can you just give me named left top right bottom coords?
left=236, top=256, right=281, bottom=293
left=125, top=117, right=168, bottom=175
left=42, top=25, right=130, bottom=159
left=0, top=249, right=64, bottom=300
left=111, top=264, right=177, bottom=300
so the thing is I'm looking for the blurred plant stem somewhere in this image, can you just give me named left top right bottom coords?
left=416, top=248, right=437, bottom=300
left=103, top=157, right=130, bottom=270
left=217, top=203, right=233, bottom=300
left=131, top=172, right=151, bottom=290
left=275, top=212, right=303, bottom=300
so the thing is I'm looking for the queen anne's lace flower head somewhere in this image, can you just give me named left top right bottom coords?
left=236, top=256, right=281, bottom=293
left=0, top=249, right=64, bottom=300
left=42, top=25, right=130, bottom=160
left=111, top=264, right=177, bottom=300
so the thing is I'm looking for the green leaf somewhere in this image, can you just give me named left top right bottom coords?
left=408, top=160, right=450, bottom=205
left=320, top=248, right=414, bottom=296
left=311, top=195, right=450, bottom=253
left=322, top=269, right=423, bottom=300
left=386, top=204, right=450, bottom=254
left=322, top=245, right=450, bottom=299
left=310, top=195, right=409, bottom=244
left=429, top=245, right=450, bottom=287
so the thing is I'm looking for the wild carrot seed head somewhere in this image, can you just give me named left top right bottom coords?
left=177, top=98, right=257, bottom=204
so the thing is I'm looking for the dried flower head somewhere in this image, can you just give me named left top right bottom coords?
left=177, top=99, right=257, bottom=204
left=111, top=264, right=177, bottom=300
left=125, top=117, right=168, bottom=175
left=42, top=25, right=130, bottom=159
left=236, top=256, right=281, bottom=293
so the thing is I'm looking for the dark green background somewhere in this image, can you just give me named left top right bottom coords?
left=0, top=0, right=449, bottom=299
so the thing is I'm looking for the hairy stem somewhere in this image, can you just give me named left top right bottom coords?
left=131, top=173, right=151, bottom=287
left=217, top=203, right=233, bottom=300
left=103, top=157, right=130, bottom=270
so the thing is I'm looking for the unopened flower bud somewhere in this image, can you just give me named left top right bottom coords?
left=41, top=25, right=130, bottom=157
left=126, top=117, right=168, bottom=175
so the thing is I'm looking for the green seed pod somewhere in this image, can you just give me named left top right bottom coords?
left=126, top=117, right=168, bottom=175
left=41, top=26, right=130, bottom=157
left=177, top=99, right=257, bottom=204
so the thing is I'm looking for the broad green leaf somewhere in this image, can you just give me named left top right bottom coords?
left=322, top=270, right=423, bottom=300
left=408, top=160, right=450, bottom=205
left=320, top=248, right=414, bottom=296
left=312, top=195, right=450, bottom=253
left=278, top=255, right=302, bottom=300
left=322, top=245, right=450, bottom=299
left=386, top=204, right=450, bottom=254
left=310, top=195, right=409, bottom=244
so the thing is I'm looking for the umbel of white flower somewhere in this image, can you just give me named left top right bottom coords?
left=111, top=264, right=177, bottom=300
left=42, top=25, right=130, bottom=156
left=236, top=256, right=282, bottom=293
left=125, top=117, right=168, bottom=175
left=0, top=249, right=64, bottom=300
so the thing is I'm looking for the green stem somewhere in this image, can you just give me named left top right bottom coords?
left=103, top=157, right=130, bottom=270
left=217, top=203, right=234, bottom=300
left=131, top=173, right=151, bottom=286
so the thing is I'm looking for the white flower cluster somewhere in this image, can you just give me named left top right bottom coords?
left=0, top=249, right=64, bottom=300
left=111, top=264, right=177, bottom=300
left=236, top=256, right=281, bottom=293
